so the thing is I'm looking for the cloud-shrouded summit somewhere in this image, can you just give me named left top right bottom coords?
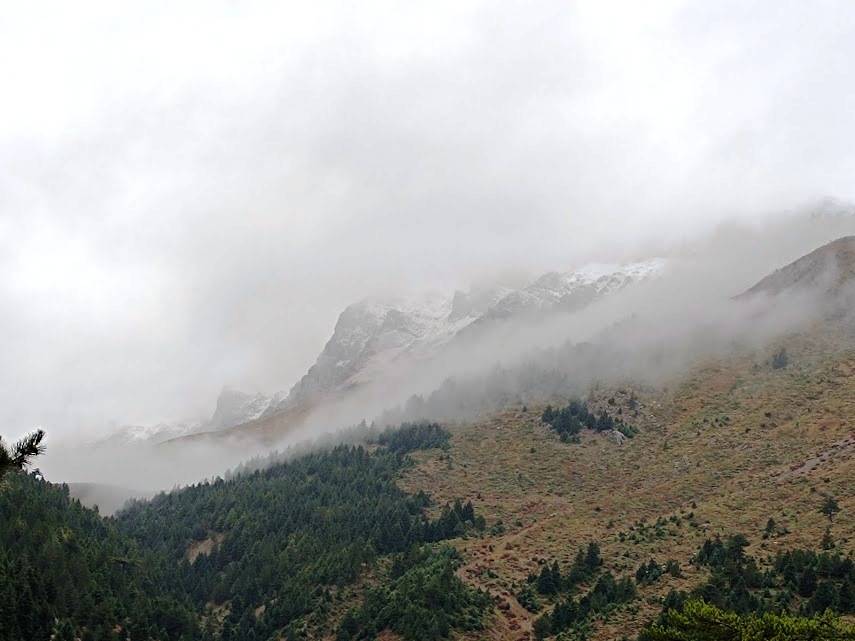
left=3, top=1, right=855, bottom=441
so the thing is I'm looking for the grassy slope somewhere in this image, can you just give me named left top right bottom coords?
left=396, top=322, right=855, bottom=640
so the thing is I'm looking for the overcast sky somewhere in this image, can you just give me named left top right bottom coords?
left=2, top=1, right=855, bottom=437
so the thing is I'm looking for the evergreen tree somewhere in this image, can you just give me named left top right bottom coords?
left=537, top=563, right=558, bottom=595
left=53, top=620, right=76, bottom=641
left=665, top=559, right=682, bottom=578
left=799, top=567, right=818, bottom=597
left=0, top=429, right=45, bottom=481
left=763, top=518, right=776, bottom=539
left=771, top=347, right=789, bottom=369
left=839, top=580, right=855, bottom=612
left=641, top=599, right=855, bottom=641
left=820, top=495, right=841, bottom=521
left=808, top=581, right=839, bottom=615
left=585, top=541, right=602, bottom=571
left=532, top=615, right=551, bottom=640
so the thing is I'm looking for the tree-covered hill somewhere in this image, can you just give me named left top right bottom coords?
left=116, top=437, right=488, bottom=639
left=1, top=423, right=490, bottom=641
left=0, top=472, right=198, bottom=641
left=4, top=328, right=855, bottom=641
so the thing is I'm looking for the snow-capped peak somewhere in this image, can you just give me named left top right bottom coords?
left=484, top=258, right=666, bottom=319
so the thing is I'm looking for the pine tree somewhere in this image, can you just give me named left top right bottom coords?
left=763, top=518, right=776, bottom=539
left=0, top=429, right=45, bottom=480
left=533, top=615, right=551, bottom=641
left=52, top=620, right=76, bottom=641
left=585, top=541, right=602, bottom=571
left=820, top=496, right=841, bottom=521
left=641, top=599, right=855, bottom=641
left=772, top=347, right=789, bottom=369
left=462, top=500, right=475, bottom=523
left=550, top=561, right=562, bottom=591
left=665, top=559, right=682, bottom=578
left=808, top=581, right=839, bottom=615
left=537, top=563, right=558, bottom=595
left=542, top=406, right=555, bottom=424
left=838, top=579, right=855, bottom=612
left=799, top=567, right=818, bottom=598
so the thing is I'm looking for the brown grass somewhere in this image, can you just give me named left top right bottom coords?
left=397, top=324, right=855, bottom=640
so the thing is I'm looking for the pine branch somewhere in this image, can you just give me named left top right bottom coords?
left=12, top=429, right=46, bottom=468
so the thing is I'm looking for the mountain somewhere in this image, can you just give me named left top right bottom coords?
left=475, top=258, right=665, bottom=321
left=208, top=388, right=271, bottom=430
left=115, top=234, right=855, bottom=449
left=739, top=235, right=855, bottom=299
left=7, top=238, right=855, bottom=641
left=258, top=259, right=665, bottom=419
left=262, top=288, right=508, bottom=416
left=91, top=420, right=200, bottom=447
left=160, top=258, right=665, bottom=445
left=150, top=258, right=666, bottom=447
left=92, top=388, right=273, bottom=447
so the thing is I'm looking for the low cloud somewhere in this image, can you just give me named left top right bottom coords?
left=3, top=2, right=855, bottom=487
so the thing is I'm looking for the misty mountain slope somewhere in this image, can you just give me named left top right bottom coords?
left=91, top=387, right=272, bottom=448
left=375, top=236, right=855, bottom=429
left=106, top=233, right=855, bottom=488
left=272, top=260, right=665, bottom=412
left=169, top=259, right=667, bottom=446
left=739, top=235, right=855, bottom=299
left=473, top=258, right=666, bottom=322
left=161, top=235, right=855, bottom=451
left=208, top=388, right=271, bottom=430
left=13, top=320, right=855, bottom=641
left=269, top=292, right=492, bottom=412
left=397, top=326, right=855, bottom=640
left=11, top=242, right=855, bottom=640
left=91, top=420, right=201, bottom=447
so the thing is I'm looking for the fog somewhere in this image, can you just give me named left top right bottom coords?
left=38, top=212, right=855, bottom=498
left=3, top=2, right=855, bottom=492
left=287, top=212, right=855, bottom=431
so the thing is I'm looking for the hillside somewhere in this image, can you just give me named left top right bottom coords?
left=398, top=321, right=855, bottom=639
left=0, top=474, right=200, bottom=641
left=4, top=238, right=855, bottom=641
left=740, top=236, right=855, bottom=299
left=10, top=320, right=853, bottom=641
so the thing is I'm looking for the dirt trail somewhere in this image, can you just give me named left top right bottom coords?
left=456, top=511, right=578, bottom=641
